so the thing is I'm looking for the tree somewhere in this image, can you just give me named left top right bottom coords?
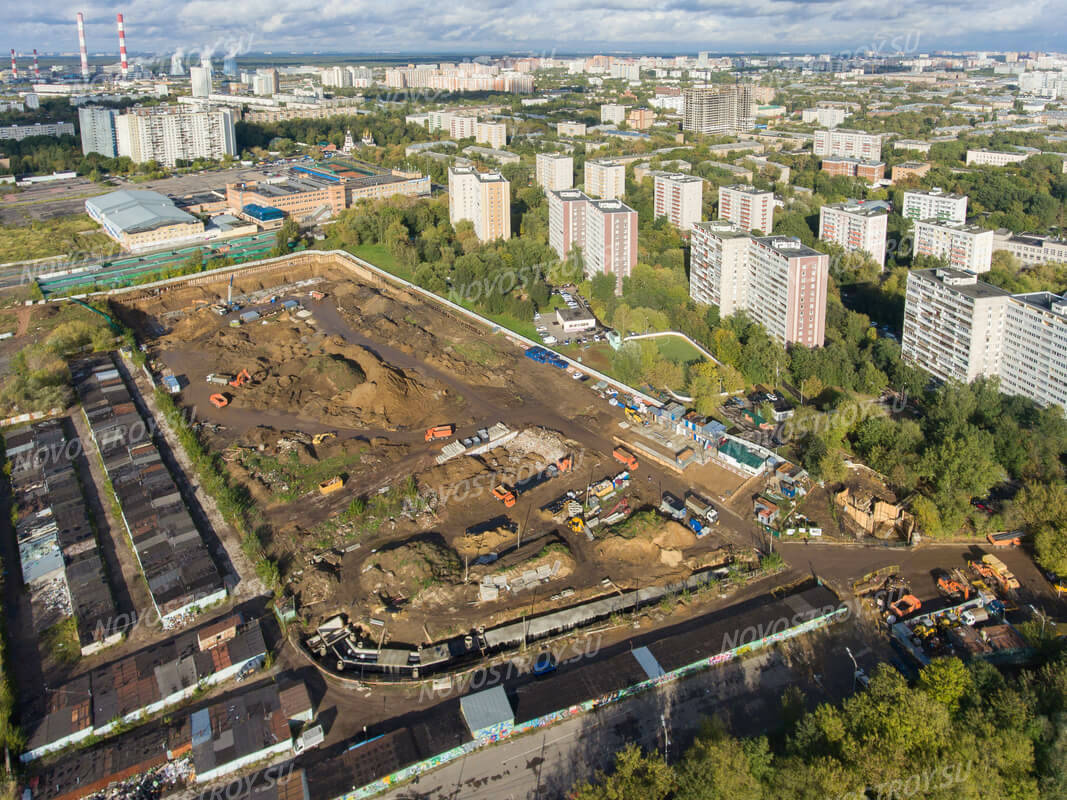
left=570, top=744, right=674, bottom=800
left=1035, top=523, right=1067, bottom=576
left=917, top=658, right=973, bottom=713
left=675, top=724, right=766, bottom=800
left=800, top=376, right=824, bottom=404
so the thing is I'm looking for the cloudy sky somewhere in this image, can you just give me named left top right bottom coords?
left=4, top=0, right=1065, bottom=57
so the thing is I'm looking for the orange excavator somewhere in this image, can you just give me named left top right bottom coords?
left=229, top=368, right=253, bottom=388
left=935, top=570, right=972, bottom=601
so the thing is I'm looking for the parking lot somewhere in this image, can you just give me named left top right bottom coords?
left=534, top=288, right=607, bottom=347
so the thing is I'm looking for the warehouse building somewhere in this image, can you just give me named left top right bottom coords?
left=85, top=190, right=205, bottom=252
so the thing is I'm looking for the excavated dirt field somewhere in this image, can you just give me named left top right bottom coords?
left=112, top=260, right=752, bottom=644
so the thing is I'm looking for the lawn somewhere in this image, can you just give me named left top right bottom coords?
left=655, top=335, right=708, bottom=365
left=349, top=243, right=413, bottom=281
left=0, top=214, right=114, bottom=263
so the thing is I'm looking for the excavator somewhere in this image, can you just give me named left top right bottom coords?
left=935, top=569, right=972, bottom=602
left=229, top=368, right=253, bottom=388
left=312, top=431, right=337, bottom=446
left=568, top=516, right=585, bottom=534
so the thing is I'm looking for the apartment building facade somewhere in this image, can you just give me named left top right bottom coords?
left=584, top=159, right=626, bottom=199
left=813, top=128, right=882, bottom=161
left=448, top=166, right=511, bottom=242
left=548, top=189, right=589, bottom=259
left=682, top=85, right=754, bottom=135
left=820, top=157, right=885, bottom=184
left=476, top=121, right=507, bottom=149
left=818, top=201, right=889, bottom=267
left=557, top=121, right=587, bottom=137
left=913, top=219, right=994, bottom=273
left=1000, top=292, right=1067, bottom=409
left=717, top=184, right=774, bottom=233
left=114, top=106, right=236, bottom=166
left=548, top=190, right=637, bottom=294
left=653, top=172, right=704, bottom=231
left=965, top=148, right=1031, bottom=167
left=689, top=220, right=752, bottom=317
left=79, top=106, right=118, bottom=157
left=600, top=104, right=628, bottom=125
left=535, top=152, right=574, bottom=192
left=747, top=237, right=830, bottom=348
left=902, top=189, right=968, bottom=224
left=993, top=231, right=1067, bottom=266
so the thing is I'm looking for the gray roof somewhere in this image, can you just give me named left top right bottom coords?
left=86, top=190, right=198, bottom=234
left=460, top=685, right=513, bottom=733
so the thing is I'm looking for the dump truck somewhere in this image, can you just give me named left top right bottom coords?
left=206, top=373, right=234, bottom=386
left=888, top=594, right=921, bottom=620
left=318, top=476, right=344, bottom=495
left=612, top=447, right=638, bottom=470
left=685, top=493, right=718, bottom=524
left=209, top=393, right=229, bottom=408
left=425, top=424, right=455, bottom=442
left=981, top=554, right=1020, bottom=590
left=492, top=484, right=516, bottom=508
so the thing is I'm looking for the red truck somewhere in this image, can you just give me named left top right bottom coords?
left=425, top=424, right=455, bottom=442
left=612, top=447, right=638, bottom=471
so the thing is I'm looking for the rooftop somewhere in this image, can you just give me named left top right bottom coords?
left=911, top=268, right=1010, bottom=300
left=826, top=199, right=890, bottom=216
left=86, top=190, right=199, bottom=234
left=754, top=235, right=824, bottom=258
left=723, top=183, right=772, bottom=195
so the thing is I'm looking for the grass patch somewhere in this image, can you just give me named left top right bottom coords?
left=41, top=617, right=80, bottom=666
left=450, top=340, right=504, bottom=368
left=238, top=448, right=365, bottom=503
left=607, top=510, right=660, bottom=540
left=655, top=335, right=708, bottom=364
left=0, top=214, right=115, bottom=263
left=350, top=244, right=413, bottom=281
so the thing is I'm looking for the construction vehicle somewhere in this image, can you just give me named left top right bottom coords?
left=492, top=484, right=516, bottom=508
left=312, top=432, right=337, bottom=446
left=887, top=594, right=921, bottom=621
left=981, top=554, right=1020, bottom=591
left=624, top=407, right=643, bottom=425
left=556, top=454, right=573, bottom=473
left=229, top=368, right=253, bottom=388
left=934, top=569, right=972, bottom=602
left=568, top=516, right=585, bottom=534
left=612, top=447, right=638, bottom=470
left=318, top=476, right=344, bottom=495
left=206, top=373, right=234, bottom=386
left=659, top=493, right=686, bottom=520
left=309, top=290, right=326, bottom=301
left=987, top=530, right=1023, bottom=548
left=425, top=424, right=455, bottom=442
left=209, top=393, right=229, bottom=408
left=685, top=493, right=718, bottom=524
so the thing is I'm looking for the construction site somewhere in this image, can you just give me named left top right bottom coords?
left=109, top=252, right=759, bottom=663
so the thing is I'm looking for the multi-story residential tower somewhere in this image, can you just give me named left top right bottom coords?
left=584, top=159, right=626, bottom=200
left=747, top=237, right=830, bottom=348
left=718, top=184, right=774, bottom=234
left=78, top=106, right=118, bottom=157
left=913, top=219, right=994, bottom=273
left=682, top=85, right=754, bottom=135
left=548, top=189, right=589, bottom=259
left=818, top=200, right=889, bottom=267
left=902, top=188, right=968, bottom=224
left=690, top=221, right=752, bottom=317
left=535, top=153, right=574, bottom=192
left=113, top=106, right=236, bottom=166
left=653, top=173, right=704, bottom=231
left=600, top=104, right=628, bottom=125
left=475, top=121, right=507, bottom=149
left=584, top=199, right=638, bottom=294
left=448, top=166, right=511, bottom=242
left=813, top=128, right=882, bottom=161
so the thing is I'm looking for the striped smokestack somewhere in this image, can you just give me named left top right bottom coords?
left=9, top=50, right=16, bottom=80
left=33, top=49, right=40, bottom=80
left=77, top=12, right=89, bottom=80
left=116, top=14, right=128, bottom=79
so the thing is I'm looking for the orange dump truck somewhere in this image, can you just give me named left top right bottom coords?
left=492, top=484, right=516, bottom=508
left=425, top=424, right=455, bottom=442
left=612, top=447, right=638, bottom=471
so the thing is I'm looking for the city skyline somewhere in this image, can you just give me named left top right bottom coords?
left=4, top=1, right=1066, bottom=56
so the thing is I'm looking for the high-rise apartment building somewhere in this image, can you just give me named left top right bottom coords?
left=448, top=166, right=511, bottom=242
left=600, top=104, right=628, bottom=125
left=189, top=66, right=212, bottom=98
left=584, top=159, right=626, bottom=200
left=113, top=106, right=236, bottom=167
left=78, top=106, right=118, bottom=158
left=1000, top=292, right=1067, bottom=409
left=813, top=128, right=882, bottom=161
left=556, top=121, right=587, bottom=137
left=682, top=85, right=754, bottom=136
left=653, top=173, right=704, bottom=231
left=818, top=200, right=889, bottom=267
left=913, top=219, right=994, bottom=273
left=536, top=153, right=573, bottom=192
left=475, top=121, right=507, bottom=149
left=547, top=190, right=637, bottom=294
left=690, top=221, right=752, bottom=317
left=717, top=184, right=774, bottom=233
left=902, top=188, right=968, bottom=224
left=747, top=237, right=830, bottom=348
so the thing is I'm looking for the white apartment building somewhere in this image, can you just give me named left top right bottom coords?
left=0, top=121, right=75, bottom=141
left=113, top=106, right=236, bottom=166
left=965, top=149, right=1031, bottom=167
left=649, top=93, right=685, bottom=113
left=802, top=107, right=848, bottom=128
left=747, top=237, right=830, bottom=348
left=535, top=153, right=573, bottom=192
left=476, top=121, right=507, bottom=149
left=1000, top=292, right=1067, bottom=409
left=653, top=172, right=704, bottom=231
left=79, top=106, right=118, bottom=157
left=585, top=199, right=638, bottom=294
left=448, top=166, right=511, bottom=243
left=993, top=231, right=1067, bottom=266
left=548, top=190, right=637, bottom=294
left=189, top=66, right=212, bottom=98
left=584, top=159, right=626, bottom=200
left=818, top=201, right=889, bottom=267
left=813, top=128, right=882, bottom=161
left=600, top=104, right=628, bottom=125
left=557, top=121, right=587, bottom=137
left=690, top=221, right=752, bottom=317
left=717, top=184, right=774, bottom=234
left=902, top=188, right=968, bottom=224
left=682, top=85, right=754, bottom=135
left=901, top=268, right=1009, bottom=384
left=913, top=219, right=994, bottom=273
left=609, top=63, right=640, bottom=81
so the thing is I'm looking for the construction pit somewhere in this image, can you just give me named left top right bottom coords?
left=110, top=254, right=750, bottom=649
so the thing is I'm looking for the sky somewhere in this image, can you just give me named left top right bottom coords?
left=4, top=0, right=1066, bottom=59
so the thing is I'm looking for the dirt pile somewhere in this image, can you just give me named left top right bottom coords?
left=595, top=516, right=700, bottom=573
left=359, top=536, right=462, bottom=606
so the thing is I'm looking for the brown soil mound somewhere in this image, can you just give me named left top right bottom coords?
left=596, top=537, right=660, bottom=566
left=359, top=537, right=462, bottom=603
left=455, top=526, right=516, bottom=558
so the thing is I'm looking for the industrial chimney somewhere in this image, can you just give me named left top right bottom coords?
left=9, top=50, right=16, bottom=80
left=116, top=14, right=128, bottom=79
left=32, top=49, right=40, bottom=80
left=77, top=12, right=89, bottom=80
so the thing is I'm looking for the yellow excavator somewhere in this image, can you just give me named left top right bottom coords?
left=312, top=431, right=336, bottom=446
